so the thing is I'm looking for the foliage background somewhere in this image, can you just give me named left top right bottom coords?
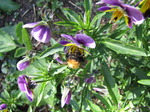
left=0, top=0, right=150, bottom=112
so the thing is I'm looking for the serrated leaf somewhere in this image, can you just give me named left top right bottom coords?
left=0, top=0, right=19, bottom=12
left=86, top=99, right=102, bottom=112
left=102, top=38, right=150, bottom=56
left=102, top=63, right=120, bottom=105
left=0, top=30, right=16, bottom=52
left=40, top=43, right=63, bottom=58
left=22, top=28, right=32, bottom=51
left=14, top=47, right=26, bottom=58
left=138, top=79, right=150, bottom=86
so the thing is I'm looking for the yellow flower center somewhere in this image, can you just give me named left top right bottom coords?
left=140, top=0, right=150, bottom=13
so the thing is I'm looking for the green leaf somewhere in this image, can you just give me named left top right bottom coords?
left=83, top=0, right=92, bottom=12
left=86, top=99, right=102, bottom=112
left=81, top=60, right=92, bottom=76
left=36, top=82, right=47, bottom=106
left=135, top=25, right=142, bottom=40
left=14, top=47, right=26, bottom=58
left=93, top=92, right=110, bottom=108
left=40, top=43, right=63, bottom=58
left=101, top=38, right=150, bottom=56
left=61, top=8, right=82, bottom=25
left=0, top=0, right=19, bottom=12
left=101, top=63, right=120, bottom=105
left=138, top=79, right=150, bottom=86
left=109, top=29, right=128, bottom=39
left=54, top=21, right=78, bottom=27
left=16, top=22, right=23, bottom=44
left=50, top=65, right=67, bottom=75
left=1, top=25, right=17, bottom=40
left=27, top=105, right=32, bottom=112
left=83, top=0, right=92, bottom=27
left=99, top=23, right=111, bottom=33
left=91, top=12, right=106, bottom=27
left=0, top=30, right=16, bottom=53
left=147, top=72, right=150, bottom=76
left=70, top=98, right=80, bottom=111
left=22, top=28, right=32, bottom=51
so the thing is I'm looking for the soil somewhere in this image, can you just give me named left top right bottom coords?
left=0, top=0, right=98, bottom=27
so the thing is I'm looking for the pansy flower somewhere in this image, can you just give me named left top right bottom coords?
left=60, top=34, right=96, bottom=49
left=97, top=0, right=144, bottom=28
left=138, top=0, right=150, bottom=18
left=59, top=34, right=96, bottom=69
left=17, top=57, right=30, bottom=71
left=61, top=87, right=72, bottom=108
left=84, top=77, right=96, bottom=83
left=23, top=21, right=51, bottom=43
left=18, top=75, right=36, bottom=102
left=0, top=104, right=7, bottom=110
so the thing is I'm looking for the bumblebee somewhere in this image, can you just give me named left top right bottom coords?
left=66, top=46, right=85, bottom=69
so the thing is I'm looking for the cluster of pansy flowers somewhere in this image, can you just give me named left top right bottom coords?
left=96, top=0, right=150, bottom=28
left=15, top=0, right=150, bottom=108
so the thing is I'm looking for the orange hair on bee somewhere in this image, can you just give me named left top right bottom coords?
left=67, top=59, right=80, bottom=69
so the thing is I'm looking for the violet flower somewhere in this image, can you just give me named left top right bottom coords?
left=59, top=34, right=96, bottom=69
left=0, top=104, right=7, bottom=110
left=84, top=77, right=96, bottom=83
left=17, top=58, right=30, bottom=71
left=23, top=21, right=51, bottom=43
left=97, top=0, right=144, bottom=28
left=18, top=75, right=36, bottom=101
left=60, top=34, right=96, bottom=49
left=61, top=87, right=71, bottom=107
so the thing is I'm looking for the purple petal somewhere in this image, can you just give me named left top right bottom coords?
left=31, top=25, right=51, bottom=43
left=98, top=6, right=112, bottom=11
left=18, top=75, right=34, bottom=101
left=17, top=75, right=28, bottom=92
left=101, top=0, right=123, bottom=7
left=124, top=5, right=144, bottom=25
left=75, top=34, right=96, bottom=48
left=54, top=54, right=64, bottom=64
left=22, top=22, right=40, bottom=28
left=59, top=40, right=71, bottom=46
left=96, top=1, right=106, bottom=6
left=84, top=77, right=96, bottom=83
left=17, top=59, right=30, bottom=71
left=26, top=90, right=34, bottom=102
left=0, top=104, right=7, bottom=110
left=64, top=91, right=71, bottom=104
left=61, top=34, right=80, bottom=46
left=61, top=88, right=71, bottom=107
left=93, top=88, right=108, bottom=95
